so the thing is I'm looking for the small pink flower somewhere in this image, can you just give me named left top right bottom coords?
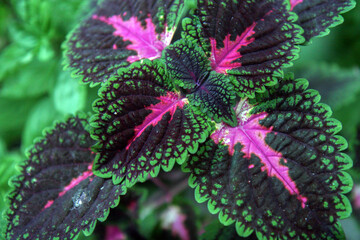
left=105, top=226, right=126, bottom=240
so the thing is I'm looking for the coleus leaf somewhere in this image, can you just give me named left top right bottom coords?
left=183, top=74, right=353, bottom=239
left=182, top=0, right=303, bottom=97
left=91, top=59, right=211, bottom=186
left=163, top=39, right=237, bottom=126
left=187, top=71, right=237, bottom=127
left=290, top=0, right=356, bottom=43
left=163, top=39, right=211, bottom=91
left=65, top=0, right=185, bottom=85
left=5, top=115, right=127, bottom=240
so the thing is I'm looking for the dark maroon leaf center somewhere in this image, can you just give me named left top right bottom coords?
left=43, top=163, right=94, bottom=210
left=210, top=22, right=257, bottom=73
left=126, top=91, right=188, bottom=150
left=92, top=14, right=173, bottom=62
left=211, top=100, right=308, bottom=208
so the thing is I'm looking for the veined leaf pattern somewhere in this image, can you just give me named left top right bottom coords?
left=163, top=39, right=237, bottom=125
left=5, top=0, right=356, bottom=239
left=91, top=59, right=211, bottom=186
left=5, top=115, right=127, bottom=240
left=289, top=0, right=356, bottom=42
left=182, top=0, right=303, bottom=97
left=184, top=75, right=352, bottom=239
left=65, top=0, right=185, bottom=85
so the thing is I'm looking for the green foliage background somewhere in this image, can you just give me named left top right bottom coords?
left=0, top=0, right=359, bottom=238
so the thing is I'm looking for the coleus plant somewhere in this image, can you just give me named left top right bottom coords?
left=4, top=0, right=356, bottom=239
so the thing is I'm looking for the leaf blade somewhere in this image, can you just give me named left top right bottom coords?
left=5, top=114, right=127, bottom=240
left=91, top=60, right=211, bottom=186
left=184, top=75, right=353, bottom=239
left=64, top=0, right=185, bottom=85
left=183, top=0, right=303, bottom=97
left=163, top=39, right=210, bottom=90
left=187, top=72, right=237, bottom=126
left=291, top=0, right=356, bottom=42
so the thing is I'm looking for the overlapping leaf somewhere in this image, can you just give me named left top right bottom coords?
left=184, top=75, right=353, bottom=239
left=91, top=59, right=211, bottom=186
left=5, top=115, right=127, bottom=240
left=186, top=72, right=237, bottom=126
left=182, top=0, right=303, bottom=97
left=163, top=39, right=211, bottom=91
left=163, top=39, right=237, bottom=126
left=65, top=0, right=185, bottom=85
left=289, top=0, right=356, bottom=42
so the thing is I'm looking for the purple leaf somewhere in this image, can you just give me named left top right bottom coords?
left=184, top=75, right=352, bottom=239
left=183, top=0, right=303, bottom=97
left=92, top=15, right=172, bottom=62
left=91, top=59, right=211, bottom=186
left=126, top=91, right=189, bottom=149
left=290, top=0, right=355, bottom=42
left=65, top=0, right=185, bottom=85
left=187, top=71, right=237, bottom=126
left=163, top=39, right=237, bottom=125
left=163, top=39, right=211, bottom=91
left=43, top=163, right=94, bottom=210
left=5, top=115, right=127, bottom=239
left=211, top=101, right=307, bottom=207
left=210, top=22, right=256, bottom=74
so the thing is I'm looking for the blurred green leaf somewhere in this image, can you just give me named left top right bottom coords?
left=332, top=6, right=360, bottom=67
left=21, top=97, right=62, bottom=151
left=341, top=217, right=360, bottom=240
left=0, top=60, right=57, bottom=98
left=0, top=3, right=12, bottom=50
left=47, top=0, right=93, bottom=32
left=7, top=24, right=55, bottom=62
left=293, top=63, right=360, bottom=111
left=0, top=43, right=34, bottom=80
left=53, top=70, right=86, bottom=115
left=0, top=138, right=5, bottom=156
left=0, top=97, right=39, bottom=145
left=11, top=0, right=53, bottom=33
left=332, top=91, right=360, bottom=146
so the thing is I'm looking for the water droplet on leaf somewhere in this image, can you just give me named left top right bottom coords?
left=72, top=190, right=91, bottom=208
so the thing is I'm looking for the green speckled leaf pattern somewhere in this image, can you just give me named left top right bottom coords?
left=5, top=115, right=127, bottom=240
left=187, top=71, right=237, bottom=126
left=163, top=39, right=211, bottom=91
left=184, top=75, right=352, bottom=239
left=91, top=60, right=211, bottom=186
left=163, top=39, right=237, bottom=126
left=65, top=0, right=184, bottom=85
left=183, top=0, right=303, bottom=97
left=290, top=0, right=356, bottom=42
